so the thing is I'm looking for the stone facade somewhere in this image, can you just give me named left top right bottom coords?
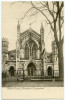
left=2, top=22, right=59, bottom=78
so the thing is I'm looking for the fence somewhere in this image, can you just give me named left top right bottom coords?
left=2, top=69, right=59, bottom=82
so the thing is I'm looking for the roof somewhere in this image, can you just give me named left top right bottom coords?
left=8, top=49, right=16, bottom=54
left=20, top=28, right=40, bottom=37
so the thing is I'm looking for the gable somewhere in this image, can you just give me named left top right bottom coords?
left=20, top=29, right=41, bottom=49
left=20, top=28, right=41, bottom=41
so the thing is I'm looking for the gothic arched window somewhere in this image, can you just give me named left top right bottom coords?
left=25, top=44, right=29, bottom=59
left=32, top=43, right=37, bottom=59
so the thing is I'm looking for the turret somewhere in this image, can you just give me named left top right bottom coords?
left=17, top=21, right=20, bottom=40
left=2, top=38, right=9, bottom=71
left=40, top=23, right=45, bottom=76
left=16, top=21, right=20, bottom=70
left=2, top=38, right=9, bottom=54
left=52, top=41, right=59, bottom=77
left=40, top=23, right=45, bottom=52
left=17, top=21, right=20, bottom=33
left=52, top=41, right=58, bottom=63
left=40, top=23, right=44, bottom=41
left=16, top=21, right=20, bottom=56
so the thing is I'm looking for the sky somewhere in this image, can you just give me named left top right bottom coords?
left=2, top=2, right=54, bottom=52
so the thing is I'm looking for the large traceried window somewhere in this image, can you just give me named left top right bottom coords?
left=25, top=44, right=29, bottom=59
left=24, top=39, right=38, bottom=59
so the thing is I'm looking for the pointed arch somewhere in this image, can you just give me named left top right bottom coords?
left=24, top=38, right=38, bottom=59
left=9, top=66, right=15, bottom=76
left=24, top=43, right=29, bottom=59
left=27, top=62, right=36, bottom=76
left=47, top=66, right=52, bottom=76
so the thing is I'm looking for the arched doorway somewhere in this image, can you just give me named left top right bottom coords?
left=27, top=63, right=36, bottom=76
left=9, top=66, right=15, bottom=76
left=48, top=67, right=52, bottom=76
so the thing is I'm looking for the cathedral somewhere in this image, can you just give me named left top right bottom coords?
left=2, top=21, right=59, bottom=80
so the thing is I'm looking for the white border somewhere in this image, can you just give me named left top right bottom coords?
left=0, top=1, right=2, bottom=100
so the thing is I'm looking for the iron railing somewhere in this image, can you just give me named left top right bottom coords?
left=2, top=69, right=59, bottom=82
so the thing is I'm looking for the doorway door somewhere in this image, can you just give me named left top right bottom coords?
left=9, top=66, right=15, bottom=76
left=27, top=63, right=36, bottom=77
left=48, top=67, right=52, bottom=76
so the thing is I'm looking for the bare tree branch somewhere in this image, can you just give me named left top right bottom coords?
left=20, top=7, right=34, bottom=21
left=11, top=1, right=64, bottom=45
left=55, top=1, right=64, bottom=22
left=30, top=1, right=54, bottom=32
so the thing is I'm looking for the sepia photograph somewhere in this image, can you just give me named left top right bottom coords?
left=2, top=1, right=64, bottom=87
left=2, top=1, right=64, bottom=99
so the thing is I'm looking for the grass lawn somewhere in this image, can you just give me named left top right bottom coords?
left=2, top=80, right=64, bottom=87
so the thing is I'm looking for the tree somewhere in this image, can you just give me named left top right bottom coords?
left=12, top=1, right=64, bottom=79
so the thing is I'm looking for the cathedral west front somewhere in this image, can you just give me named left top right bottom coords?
left=2, top=21, right=59, bottom=80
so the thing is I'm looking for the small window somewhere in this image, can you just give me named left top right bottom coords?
left=10, top=55, right=14, bottom=60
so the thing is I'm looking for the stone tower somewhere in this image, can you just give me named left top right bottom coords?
left=16, top=21, right=20, bottom=70
left=2, top=38, right=9, bottom=72
left=52, top=41, right=58, bottom=64
left=52, top=41, right=59, bottom=76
